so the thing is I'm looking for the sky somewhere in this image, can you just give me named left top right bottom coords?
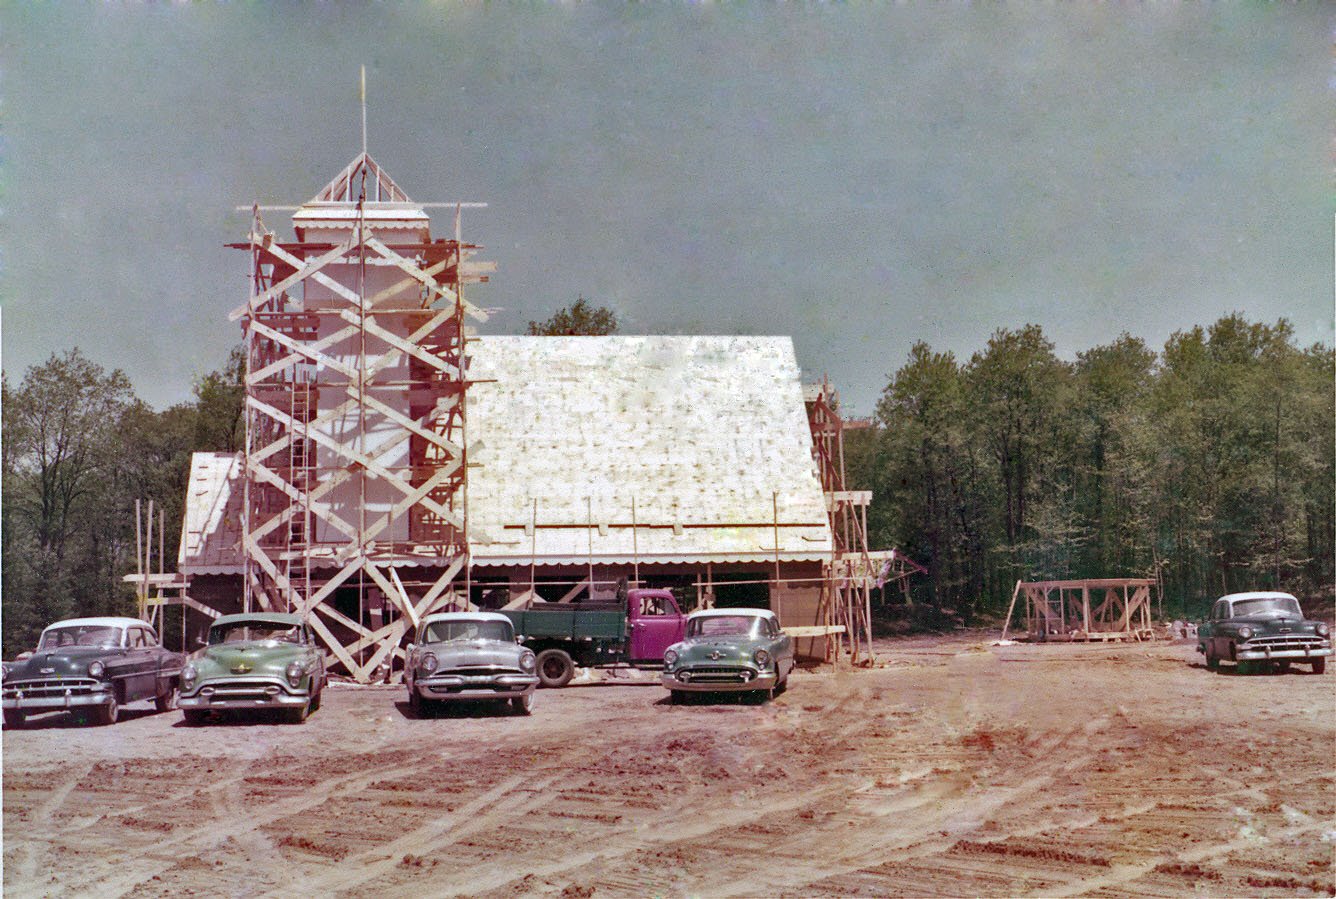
left=3, top=4, right=1331, bottom=417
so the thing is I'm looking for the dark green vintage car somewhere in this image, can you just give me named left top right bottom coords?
left=178, top=613, right=326, bottom=724
left=1199, top=591, right=1331, bottom=674
left=661, top=608, right=794, bottom=703
left=2, top=617, right=183, bottom=727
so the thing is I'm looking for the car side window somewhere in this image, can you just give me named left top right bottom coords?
left=640, top=596, right=668, bottom=616
left=1211, top=601, right=1226, bottom=621
left=133, top=629, right=150, bottom=648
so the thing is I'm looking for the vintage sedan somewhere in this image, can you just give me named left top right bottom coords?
left=1199, top=591, right=1331, bottom=674
left=1, top=617, right=183, bottom=727
left=179, top=613, right=326, bottom=724
left=405, top=612, right=539, bottom=716
left=661, top=608, right=794, bottom=702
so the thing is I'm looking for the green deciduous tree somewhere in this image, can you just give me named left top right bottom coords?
left=526, top=297, right=619, bottom=336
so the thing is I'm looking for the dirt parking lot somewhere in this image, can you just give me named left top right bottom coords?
left=4, top=635, right=1333, bottom=898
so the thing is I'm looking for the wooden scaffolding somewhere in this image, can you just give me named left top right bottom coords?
left=228, top=152, right=493, bottom=682
left=805, top=378, right=878, bottom=664
left=1001, top=578, right=1157, bottom=643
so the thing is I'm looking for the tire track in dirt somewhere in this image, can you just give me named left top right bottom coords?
left=9, top=762, right=95, bottom=892
left=265, top=769, right=567, bottom=898
left=698, top=720, right=1111, bottom=896
left=74, top=756, right=426, bottom=898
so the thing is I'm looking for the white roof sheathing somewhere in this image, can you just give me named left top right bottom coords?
left=178, top=452, right=244, bottom=575
left=466, top=336, right=832, bottom=565
left=178, top=336, right=834, bottom=572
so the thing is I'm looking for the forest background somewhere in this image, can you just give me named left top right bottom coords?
left=3, top=308, right=1331, bottom=655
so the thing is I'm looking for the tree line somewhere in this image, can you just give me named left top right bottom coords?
left=1, top=347, right=245, bottom=656
left=2, top=309, right=1329, bottom=653
left=846, top=315, right=1334, bottom=620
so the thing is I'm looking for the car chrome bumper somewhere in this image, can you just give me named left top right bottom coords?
left=2, top=687, right=112, bottom=712
left=1235, top=646, right=1332, bottom=661
left=662, top=670, right=778, bottom=693
left=179, top=678, right=310, bottom=709
left=416, top=673, right=539, bottom=701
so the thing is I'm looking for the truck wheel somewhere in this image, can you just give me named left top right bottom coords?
left=4, top=709, right=25, bottom=729
left=535, top=649, right=574, bottom=688
left=1313, top=658, right=1326, bottom=675
left=155, top=683, right=179, bottom=713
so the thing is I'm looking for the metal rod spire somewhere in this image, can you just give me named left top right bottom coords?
left=360, top=65, right=368, bottom=156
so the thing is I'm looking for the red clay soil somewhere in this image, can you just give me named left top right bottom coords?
left=3, top=636, right=1333, bottom=897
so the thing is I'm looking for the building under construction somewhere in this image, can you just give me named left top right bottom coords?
left=159, top=152, right=913, bottom=682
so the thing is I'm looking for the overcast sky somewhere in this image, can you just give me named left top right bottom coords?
left=3, top=5, right=1331, bottom=416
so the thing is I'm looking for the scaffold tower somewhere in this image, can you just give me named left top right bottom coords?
left=229, top=152, right=493, bottom=682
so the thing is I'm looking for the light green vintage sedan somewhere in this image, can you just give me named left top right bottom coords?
left=661, top=608, right=794, bottom=703
left=178, top=613, right=326, bottom=724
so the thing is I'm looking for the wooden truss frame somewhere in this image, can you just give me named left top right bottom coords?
left=228, top=154, right=492, bottom=682
left=806, top=378, right=878, bottom=664
left=1001, top=578, right=1157, bottom=642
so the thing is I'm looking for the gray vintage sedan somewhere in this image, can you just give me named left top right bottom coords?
left=405, top=612, right=539, bottom=716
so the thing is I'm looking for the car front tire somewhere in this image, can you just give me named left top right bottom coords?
left=182, top=709, right=208, bottom=726
left=93, top=696, right=119, bottom=726
left=285, top=701, right=310, bottom=724
left=511, top=693, right=533, bottom=716
left=4, top=709, right=25, bottom=729
left=155, top=684, right=179, bottom=713
left=1313, top=658, right=1326, bottom=675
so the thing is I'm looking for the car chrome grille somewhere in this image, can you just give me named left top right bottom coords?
left=681, top=666, right=756, bottom=684
left=196, top=678, right=290, bottom=703
left=438, top=666, right=519, bottom=677
left=1247, top=635, right=1328, bottom=650
left=3, top=677, right=101, bottom=699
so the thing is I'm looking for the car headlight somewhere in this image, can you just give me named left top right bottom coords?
left=663, top=649, right=678, bottom=667
left=1237, top=626, right=1254, bottom=640
left=519, top=650, right=536, bottom=673
left=753, top=649, right=771, bottom=667
left=1316, top=622, right=1330, bottom=637
left=181, top=664, right=197, bottom=685
left=285, top=661, right=305, bottom=688
left=420, top=652, right=438, bottom=674
left=87, top=660, right=105, bottom=678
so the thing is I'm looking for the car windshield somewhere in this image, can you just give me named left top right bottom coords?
left=688, top=616, right=762, bottom=639
left=38, top=625, right=123, bottom=649
left=1229, top=597, right=1302, bottom=618
left=421, top=620, right=513, bottom=643
left=209, top=622, right=303, bottom=645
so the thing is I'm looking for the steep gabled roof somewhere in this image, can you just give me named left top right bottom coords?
left=466, top=336, right=833, bottom=565
left=309, top=151, right=412, bottom=204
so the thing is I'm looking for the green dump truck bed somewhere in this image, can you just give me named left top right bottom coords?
left=500, top=602, right=628, bottom=642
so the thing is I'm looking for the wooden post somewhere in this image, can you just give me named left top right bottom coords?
left=772, top=491, right=782, bottom=625
left=631, top=496, right=639, bottom=588
left=1000, top=579, right=1023, bottom=640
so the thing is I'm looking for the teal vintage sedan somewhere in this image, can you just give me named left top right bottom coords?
left=661, top=608, right=794, bottom=703
left=178, top=613, right=326, bottom=724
